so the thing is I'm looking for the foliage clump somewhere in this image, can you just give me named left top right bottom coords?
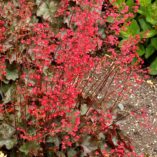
left=0, top=0, right=147, bottom=156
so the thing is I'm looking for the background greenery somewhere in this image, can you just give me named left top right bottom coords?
left=112, top=0, right=157, bottom=75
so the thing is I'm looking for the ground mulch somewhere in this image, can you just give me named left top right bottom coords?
left=119, top=77, right=157, bottom=156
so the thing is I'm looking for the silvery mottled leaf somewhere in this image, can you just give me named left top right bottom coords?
left=118, top=103, right=124, bottom=111
left=3, top=87, right=12, bottom=104
left=2, top=79, right=10, bottom=84
left=6, top=63, right=18, bottom=81
left=46, top=136, right=60, bottom=147
left=43, top=66, right=49, bottom=76
left=0, top=139, right=17, bottom=150
left=98, top=133, right=105, bottom=140
left=37, top=1, right=58, bottom=22
left=98, top=28, right=106, bottom=39
left=6, top=69, right=18, bottom=81
left=19, top=141, right=40, bottom=155
left=7, top=53, right=16, bottom=64
left=80, top=104, right=88, bottom=115
left=81, top=135, right=97, bottom=155
left=56, top=152, right=66, bottom=157
left=112, top=136, right=118, bottom=146
left=0, top=113, right=4, bottom=121
left=0, top=123, right=15, bottom=139
left=67, top=149, right=77, bottom=157
left=36, top=0, right=42, bottom=5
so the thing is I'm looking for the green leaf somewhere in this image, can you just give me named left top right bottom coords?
left=106, top=16, right=114, bottom=23
left=120, top=20, right=140, bottom=38
left=120, top=31, right=130, bottom=38
left=126, top=0, right=134, bottom=7
left=110, top=0, right=125, bottom=6
left=145, top=2, right=157, bottom=25
left=129, top=20, right=140, bottom=35
left=145, top=44, right=155, bottom=59
left=119, top=39, right=127, bottom=47
left=149, top=58, right=157, bottom=75
left=146, top=15, right=157, bottom=25
left=151, top=37, right=157, bottom=50
left=19, top=141, right=40, bottom=155
left=137, top=9, right=145, bottom=15
left=139, top=0, right=151, bottom=7
left=143, top=30, right=157, bottom=38
left=138, top=18, right=151, bottom=31
left=137, top=44, right=145, bottom=56
left=131, top=57, right=138, bottom=65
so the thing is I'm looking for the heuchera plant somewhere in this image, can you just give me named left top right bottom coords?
left=0, top=0, right=146, bottom=156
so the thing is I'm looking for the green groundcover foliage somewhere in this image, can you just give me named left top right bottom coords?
left=112, top=0, right=157, bottom=75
